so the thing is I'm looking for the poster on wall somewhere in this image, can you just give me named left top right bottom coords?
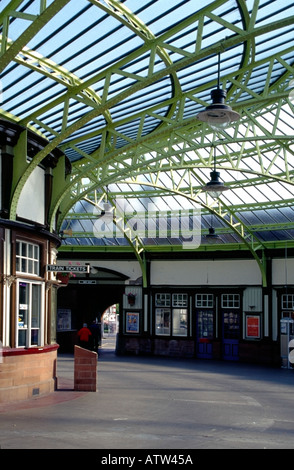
left=126, top=312, right=139, bottom=333
left=246, top=315, right=260, bottom=339
left=57, top=308, right=72, bottom=331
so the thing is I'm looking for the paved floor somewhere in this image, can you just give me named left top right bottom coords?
left=1, top=337, right=294, bottom=450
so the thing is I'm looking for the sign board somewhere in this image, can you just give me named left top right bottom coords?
left=46, top=264, right=90, bottom=273
left=246, top=315, right=260, bottom=338
left=57, top=309, right=71, bottom=331
left=126, top=312, right=139, bottom=333
left=79, top=280, right=97, bottom=284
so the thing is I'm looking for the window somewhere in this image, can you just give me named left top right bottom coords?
left=17, top=280, right=43, bottom=347
left=16, top=241, right=40, bottom=275
left=282, top=294, right=294, bottom=310
left=172, top=309, right=187, bottom=336
left=221, top=293, right=240, bottom=309
left=196, top=293, right=214, bottom=308
left=155, top=292, right=188, bottom=337
left=155, top=293, right=171, bottom=307
left=281, top=294, right=294, bottom=320
left=156, top=308, right=171, bottom=335
left=172, top=293, right=188, bottom=307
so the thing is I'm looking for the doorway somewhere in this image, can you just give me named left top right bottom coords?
left=57, top=281, right=124, bottom=354
left=196, top=309, right=214, bottom=358
left=222, top=310, right=240, bottom=361
left=100, top=304, right=119, bottom=351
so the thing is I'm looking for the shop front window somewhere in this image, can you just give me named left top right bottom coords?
left=172, top=309, right=188, bottom=336
left=155, top=292, right=189, bottom=337
left=17, top=281, right=43, bottom=348
left=156, top=308, right=171, bottom=335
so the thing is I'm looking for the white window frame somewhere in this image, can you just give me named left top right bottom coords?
left=172, top=293, right=188, bottom=307
left=155, top=292, right=189, bottom=337
left=221, top=293, right=240, bottom=309
left=16, top=279, right=44, bottom=348
left=16, top=240, right=40, bottom=276
left=155, top=293, right=171, bottom=307
left=281, top=294, right=294, bottom=310
left=196, top=293, right=214, bottom=308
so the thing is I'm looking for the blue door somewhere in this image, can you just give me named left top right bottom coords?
left=196, top=310, right=214, bottom=358
left=222, top=310, right=240, bottom=361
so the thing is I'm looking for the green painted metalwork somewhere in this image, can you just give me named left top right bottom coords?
left=1, top=0, right=294, bottom=287
left=0, top=0, right=72, bottom=72
left=81, top=192, right=148, bottom=286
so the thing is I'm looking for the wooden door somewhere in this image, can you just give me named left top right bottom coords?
left=196, top=310, right=214, bottom=358
left=222, top=310, right=240, bottom=361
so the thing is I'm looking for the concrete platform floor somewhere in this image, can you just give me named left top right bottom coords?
left=1, top=336, right=294, bottom=450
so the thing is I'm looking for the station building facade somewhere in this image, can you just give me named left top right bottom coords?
left=0, top=120, right=70, bottom=403
left=55, top=250, right=293, bottom=368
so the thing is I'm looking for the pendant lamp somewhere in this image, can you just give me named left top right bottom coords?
left=197, top=53, right=240, bottom=130
left=206, top=226, right=219, bottom=239
left=205, top=214, right=220, bottom=239
left=100, top=186, right=113, bottom=221
left=202, top=147, right=228, bottom=198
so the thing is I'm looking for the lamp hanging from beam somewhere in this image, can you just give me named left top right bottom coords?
left=99, top=186, right=113, bottom=221
left=197, top=53, right=240, bottom=130
left=201, top=146, right=228, bottom=198
left=206, top=226, right=219, bottom=238
left=206, top=213, right=220, bottom=239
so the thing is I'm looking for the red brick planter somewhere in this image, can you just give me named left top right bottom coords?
left=74, top=345, right=97, bottom=392
left=0, top=344, right=59, bottom=403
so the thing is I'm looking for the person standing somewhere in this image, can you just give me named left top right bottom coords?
left=77, top=323, right=92, bottom=349
left=89, top=320, right=101, bottom=352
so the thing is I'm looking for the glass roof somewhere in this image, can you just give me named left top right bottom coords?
left=1, top=0, right=294, bottom=258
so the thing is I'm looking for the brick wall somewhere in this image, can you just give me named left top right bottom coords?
left=0, top=345, right=58, bottom=403
left=74, top=345, right=97, bottom=392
